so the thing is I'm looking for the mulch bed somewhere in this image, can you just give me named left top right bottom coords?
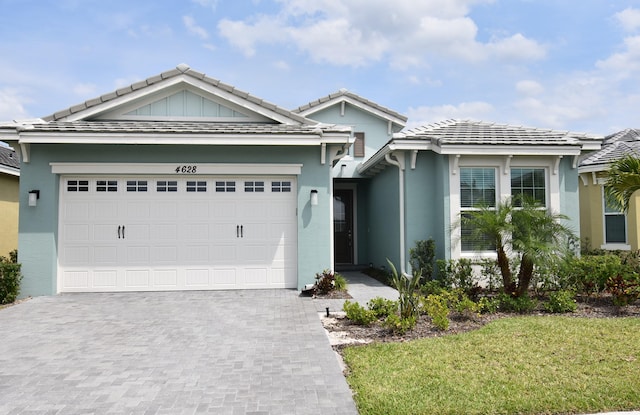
left=321, top=295, right=640, bottom=348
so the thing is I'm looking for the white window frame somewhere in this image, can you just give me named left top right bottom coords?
left=600, top=185, right=630, bottom=250
left=450, top=156, right=557, bottom=260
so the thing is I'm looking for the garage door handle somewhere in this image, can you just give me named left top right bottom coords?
left=237, top=225, right=239, bottom=238
left=117, top=225, right=121, bottom=239
left=122, top=225, right=125, bottom=239
left=240, top=225, right=243, bottom=238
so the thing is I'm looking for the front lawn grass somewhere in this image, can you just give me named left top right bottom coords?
left=343, top=316, right=640, bottom=415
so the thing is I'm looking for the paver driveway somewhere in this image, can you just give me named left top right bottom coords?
left=0, top=290, right=358, bottom=414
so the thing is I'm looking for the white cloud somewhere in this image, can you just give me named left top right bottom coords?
left=0, top=89, right=30, bottom=121
left=487, top=33, right=547, bottom=62
left=406, top=101, right=494, bottom=128
left=273, top=60, right=291, bottom=71
left=615, top=8, right=640, bottom=32
left=516, top=80, right=544, bottom=96
left=217, top=0, right=541, bottom=67
left=183, top=15, right=209, bottom=40
left=596, top=35, right=640, bottom=79
left=191, top=0, right=218, bottom=10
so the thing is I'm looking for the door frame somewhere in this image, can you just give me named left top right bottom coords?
left=333, top=183, right=358, bottom=265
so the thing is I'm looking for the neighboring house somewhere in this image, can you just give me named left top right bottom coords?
left=0, top=145, right=19, bottom=257
left=578, top=129, right=640, bottom=251
left=0, top=64, right=603, bottom=297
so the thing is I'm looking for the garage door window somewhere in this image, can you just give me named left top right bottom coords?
left=157, top=180, right=178, bottom=192
left=127, top=180, right=148, bottom=192
left=216, top=181, right=236, bottom=192
left=272, top=181, right=291, bottom=192
left=245, top=181, right=265, bottom=192
left=97, top=180, right=118, bottom=192
left=67, top=180, right=89, bottom=192
left=186, top=181, right=207, bottom=192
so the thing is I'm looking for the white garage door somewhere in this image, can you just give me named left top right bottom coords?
left=58, top=176, right=297, bottom=292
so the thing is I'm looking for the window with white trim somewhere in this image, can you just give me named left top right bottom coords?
left=603, top=191, right=626, bottom=244
left=460, top=167, right=496, bottom=251
left=511, top=168, right=546, bottom=207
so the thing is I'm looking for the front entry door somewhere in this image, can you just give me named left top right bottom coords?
left=334, top=189, right=354, bottom=264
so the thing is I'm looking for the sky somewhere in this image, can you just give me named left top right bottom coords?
left=1, top=0, right=640, bottom=136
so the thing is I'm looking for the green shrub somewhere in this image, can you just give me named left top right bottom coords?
left=420, top=280, right=446, bottom=296
left=497, top=293, right=537, bottom=313
left=478, top=296, right=500, bottom=314
left=436, top=258, right=479, bottom=297
left=409, top=239, right=436, bottom=283
left=367, top=297, right=398, bottom=319
left=422, top=294, right=450, bottom=330
left=544, top=290, right=577, bottom=313
left=343, top=300, right=378, bottom=326
left=334, top=272, right=347, bottom=291
left=383, top=313, right=417, bottom=334
left=606, top=273, right=640, bottom=306
left=0, top=253, right=22, bottom=305
left=564, top=255, right=628, bottom=295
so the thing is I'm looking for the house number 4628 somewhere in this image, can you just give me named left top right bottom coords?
left=175, top=165, right=197, bottom=173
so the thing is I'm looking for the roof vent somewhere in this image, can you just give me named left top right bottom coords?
left=176, top=63, right=191, bottom=73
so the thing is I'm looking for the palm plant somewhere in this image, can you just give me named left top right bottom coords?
left=387, top=259, right=421, bottom=319
left=604, top=154, right=640, bottom=212
left=460, top=196, right=575, bottom=297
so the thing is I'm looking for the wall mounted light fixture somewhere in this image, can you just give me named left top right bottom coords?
left=310, top=189, right=318, bottom=206
left=28, top=190, right=40, bottom=207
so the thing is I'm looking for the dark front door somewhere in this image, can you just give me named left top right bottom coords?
left=334, top=189, right=354, bottom=264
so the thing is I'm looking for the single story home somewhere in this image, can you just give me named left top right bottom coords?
left=0, top=145, right=19, bottom=257
left=0, top=64, right=603, bottom=296
left=578, top=129, right=640, bottom=251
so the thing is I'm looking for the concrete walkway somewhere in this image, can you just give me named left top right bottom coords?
left=0, top=290, right=358, bottom=415
left=310, top=271, right=398, bottom=315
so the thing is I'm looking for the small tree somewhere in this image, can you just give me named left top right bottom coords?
left=459, top=196, right=575, bottom=297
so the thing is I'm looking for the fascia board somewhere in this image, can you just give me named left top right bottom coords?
left=434, top=144, right=582, bottom=156
left=18, top=132, right=331, bottom=146
left=357, top=140, right=432, bottom=174
left=0, top=165, right=19, bottom=176
left=50, top=162, right=303, bottom=175
left=577, top=164, right=607, bottom=174
left=357, top=144, right=392, bottom=174
left=388, top=140, right=432, bottom=151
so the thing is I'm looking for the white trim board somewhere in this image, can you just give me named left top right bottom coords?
left=50, top=163, right=303, bottom=175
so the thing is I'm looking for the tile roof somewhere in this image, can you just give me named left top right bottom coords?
left=579, top=128, right=640, bottom=168
left=13, top=121, right=350, bottom=135
left=0, top=145, right=19, bottom=169
left=293, top=88, right=408, bottom=124
left=44, top=64, right=314, bottom=125
left=395, top=119, right=600, bottom=147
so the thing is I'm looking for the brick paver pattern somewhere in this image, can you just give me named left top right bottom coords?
left=0, top=290, right=358, bottom=414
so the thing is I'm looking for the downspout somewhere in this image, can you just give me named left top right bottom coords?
left=385, top=151, right=406, bottom=274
